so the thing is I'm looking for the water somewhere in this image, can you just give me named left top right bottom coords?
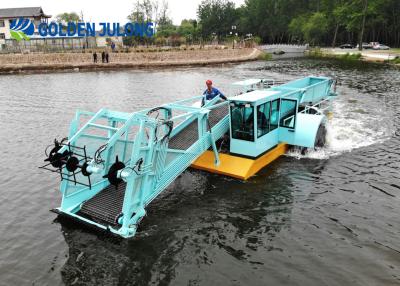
left=0, top=58, right=399, bottom=286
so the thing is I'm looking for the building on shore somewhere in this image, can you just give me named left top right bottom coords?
left=0, top=7, right=50, bottom=50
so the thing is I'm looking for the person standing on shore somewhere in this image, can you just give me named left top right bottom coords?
left=105, top=52, right=109, bottom=63
left=101, top=51, right=105, bottom=63
left=201, top=80, right=227, bottom=106
left=93, top=52, right=97, bottom=63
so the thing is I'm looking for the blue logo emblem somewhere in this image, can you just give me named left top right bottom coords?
left=10, top=18, right=34, bottom=41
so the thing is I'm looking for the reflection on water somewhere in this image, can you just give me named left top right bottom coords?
left=0, top=58, right=399, bottom=285
left=270, top=52, right=306, bottom=60
left=59, top=170, right=293, bottom=285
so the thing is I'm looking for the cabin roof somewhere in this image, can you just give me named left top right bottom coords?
left=230, top=90, right=280, bottom=103
left=232, top=78, right=262, bottom=87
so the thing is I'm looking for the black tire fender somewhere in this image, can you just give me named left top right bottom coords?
left=314, top=124, right=327, bottom=148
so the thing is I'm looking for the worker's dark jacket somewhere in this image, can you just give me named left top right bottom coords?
left=202, top=87, right=227, bottom=106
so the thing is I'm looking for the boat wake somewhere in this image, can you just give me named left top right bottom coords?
left=287, top=98, right=393, bottom=159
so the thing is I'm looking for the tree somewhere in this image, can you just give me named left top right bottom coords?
left=288, top=16, right=307, bottom=43
left=157, top=0, right=170, bottom=26
left=178, top=19, right=199, bottom=43
left=55, top=12, right=81, bottom=35
left=126, top=0, right=158, bottom=46
left=358, top=0, right=368, bottom=50
left=302, top=12, right=329, bottom=45
left=123, top=0, right=400, bottom=47
left=220, top=0, right=400, bottom=46
left=55, top=12, right=80, bottom=24
left=128, top=0, right=146, bottom=22
left=155, top=0, right=175, bottom=37
left=197, top=0, right=238, bottom=41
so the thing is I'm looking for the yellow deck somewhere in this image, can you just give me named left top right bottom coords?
left=191, top=143, right=288, bottom=180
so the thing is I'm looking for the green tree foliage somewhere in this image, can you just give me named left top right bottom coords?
left=221, top=0, right=400, bottom=46
left=302, top=12, right=329, bottom=45
left=55, top=12, right=80, bottom=24
left=178, top=19, right=199, bottom=43
left=55, top=12, right=81, bottom=34
left=125, top=0, right=400, bottom=47
left=126, top=0, right=200, bottom=46
left=288, top=16, right=307, bottom=43
left=126, top=0, right=159, bottom=46
left=197, top=0, right=238, bottom=40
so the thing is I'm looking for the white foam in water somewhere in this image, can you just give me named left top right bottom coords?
left=287, top=94, right=393, bottom=160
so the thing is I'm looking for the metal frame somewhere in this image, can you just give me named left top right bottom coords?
left=46, top=96, right=229, bottom=238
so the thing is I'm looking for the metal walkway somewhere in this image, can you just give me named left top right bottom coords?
left=169, top=104, right=229, bottom=150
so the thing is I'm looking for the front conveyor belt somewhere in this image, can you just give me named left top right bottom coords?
left=77, top=182, right=126, bottom=226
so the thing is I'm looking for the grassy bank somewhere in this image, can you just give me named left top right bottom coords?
left=0, top=48, right=261, bottom=74
left=308, top=48, right=362, bottom=61
left=257, top=51, right=273, bottom=61
left=387, top=57, right=400, bottom=65
left=308, top=48, right=400, bottom=67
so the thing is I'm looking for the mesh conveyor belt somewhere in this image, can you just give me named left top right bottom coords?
left=208, top=104, right=229, bottom=128
left=168, top=104, right=229, bottom=150
left=78, top=182, right=126, bottom=226
left=168, top=120, right=199, bottom=150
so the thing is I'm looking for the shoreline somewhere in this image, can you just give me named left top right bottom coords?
left=308, top=48, right=400, bottom=66
left=0, top=48, right=262, bottom=75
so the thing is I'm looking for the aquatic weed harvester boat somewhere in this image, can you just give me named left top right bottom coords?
left=41, top=76, right=338, bottom=238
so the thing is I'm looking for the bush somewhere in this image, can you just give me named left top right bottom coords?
left=253, top=36, right=262, bottom=44
left=339, top=53, right=362, bottom=60
left=390, top=56, right=400, bottom=64
left=155, top=36, right=167, bottom=47
left=258, top=51, right=272, bottom=60
left=308, top=47, right=324, bottom=57
left=307, top=49, right=362, bottom=61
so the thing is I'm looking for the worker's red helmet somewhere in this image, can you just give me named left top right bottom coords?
left=206, top=80, right=212, bottom=85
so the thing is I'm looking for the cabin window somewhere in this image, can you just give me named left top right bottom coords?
left=256, top=101, right=270, bottom=138
left=230, top=103, right=255, bottom=141
left=270, top=99, right=280, bottom=131
left=0, top=33, right=5, bottom=40
left=280, top=99, right=297, bottom=129
left=0, top=20, right=4, bottom=27
left=255, top=99, right=280, bottom=138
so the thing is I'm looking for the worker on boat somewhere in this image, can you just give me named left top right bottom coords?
left=202, top=80, right=227, bottom=106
